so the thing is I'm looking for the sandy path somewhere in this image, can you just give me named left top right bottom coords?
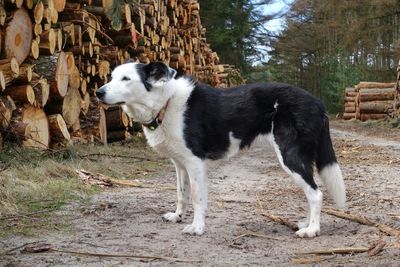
left=1, top=125, right=400, bottom=266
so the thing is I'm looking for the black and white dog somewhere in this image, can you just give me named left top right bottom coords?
left=96, top=61, right=346, bottom=238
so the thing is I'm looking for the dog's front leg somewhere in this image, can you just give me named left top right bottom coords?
left=163, top=160, right=190, bottom=223
left=182, top=158, right=207, bottom=235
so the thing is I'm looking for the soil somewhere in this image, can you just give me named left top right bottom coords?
left=1, top=120, right=400, bottom=266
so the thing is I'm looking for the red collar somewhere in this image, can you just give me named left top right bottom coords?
left=142, top=100, right=169, bottom=131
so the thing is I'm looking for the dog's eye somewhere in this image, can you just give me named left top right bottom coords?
left=121, top=76, right=130, bottom=81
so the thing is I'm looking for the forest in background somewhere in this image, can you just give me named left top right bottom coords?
left=200, top=0, right=400, bottom=112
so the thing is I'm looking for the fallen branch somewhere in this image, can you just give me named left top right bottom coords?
left=298, top=241, right=390, bottom=257
left=322, top=208, right=374, bottom=225
left=256, top=193, right=299, bottom=231
left=76, top=169, right=175, bottom=190
left=20, top=242, right=200, bottom=263
left=322, top=208, right=400, bottom=237
left=297, top=247, right=369, bottom=255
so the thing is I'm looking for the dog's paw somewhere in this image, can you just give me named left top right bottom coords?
left=297, top=220, right=309, bottom=229
left=182, top=223, right=204, bottom=235
left=162, top=212, right=182, bottom=223
left=295, top=226, right=320, bottom=238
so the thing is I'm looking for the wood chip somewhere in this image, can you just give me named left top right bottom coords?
left=368, top=240, right=386, bottom=256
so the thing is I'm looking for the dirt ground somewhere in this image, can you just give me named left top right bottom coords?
left=1, top=120, right=400, bottom=266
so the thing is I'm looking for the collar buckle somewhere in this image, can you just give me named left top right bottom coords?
left=143, top=100, right=169, bottom=131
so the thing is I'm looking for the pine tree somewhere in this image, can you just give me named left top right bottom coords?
left=199, top=0, right=274, bottom=73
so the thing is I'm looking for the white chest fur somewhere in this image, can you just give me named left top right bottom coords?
left=143, top=79, right=195, bottom=160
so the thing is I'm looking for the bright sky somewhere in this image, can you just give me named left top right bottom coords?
left=262, top=0, right=292, bottom=33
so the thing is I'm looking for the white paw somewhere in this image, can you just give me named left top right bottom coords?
left=182, top=223, right=204, bottom=235
left=297, top=220, right=309, bottom=229
left=162, top=212, right=182, bottom=223
left=295, top=226, right=320, bottom=238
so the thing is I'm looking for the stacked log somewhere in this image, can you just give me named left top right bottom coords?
left=212, top=64, right=245, bottom=88
left=393, top=60, right=400, bottom=118
left=343, top=87, right=356, bottom=120
left=343, top=82, right=396, bottom=121
left=0, top=0, right=243, bottom=150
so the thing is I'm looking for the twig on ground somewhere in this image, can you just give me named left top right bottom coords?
left=51, top=248, right=201, bottom=263
left=291, top=255, right=336, bottom=264
left=79, top=153, right=153, bottom=162
left=0, top=241, right=46, bottom=256
left=368, top=240, right=386, bottom=256
left=297, top=247, right=369, bottom=255
left=256, top=193, right=298, bottom=231
left=19, top=242, right=201, bottom=263
left=298, top=241, right=393, bottom=256
left=322, top=208, right=400, bottom=237
left=322, top=208, right=374, bottom=225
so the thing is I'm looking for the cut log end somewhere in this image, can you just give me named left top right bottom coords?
left=21, top=106, right=49, bottom=149
left=5, top=8, right=33, bottom=64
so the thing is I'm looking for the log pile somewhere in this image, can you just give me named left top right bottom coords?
left=212, top=64, right=245, bottom=88
left=343, top=87, right=356, bottom=120
left=0, top=0, right=243, bottom=150
left=343, top=82, right=396, bottom=121
left=393, top=60, right=400, bottom=118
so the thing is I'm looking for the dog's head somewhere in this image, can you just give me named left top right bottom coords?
left=96, top=61, right=177, bottom=123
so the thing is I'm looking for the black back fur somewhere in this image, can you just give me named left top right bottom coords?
left=183, top=82, right=337, bottom=189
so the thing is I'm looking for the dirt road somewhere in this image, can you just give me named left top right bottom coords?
left=1, top=121, right=400, bottom=266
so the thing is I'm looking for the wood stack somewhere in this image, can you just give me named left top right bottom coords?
left=343, top=82, right=396, bottom=121
left=212, top=64, right=245, bottom=88
left=343, top=87, right=357, bottom=120
left=393, top=60, right=400, bottom=118
left=0, top=0, right=242, bottom=150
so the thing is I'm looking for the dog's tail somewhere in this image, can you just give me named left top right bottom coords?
left=316, top=115, right=346, bottom=209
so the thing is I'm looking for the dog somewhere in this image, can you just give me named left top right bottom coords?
left=96, top=61, right=346, bottom=238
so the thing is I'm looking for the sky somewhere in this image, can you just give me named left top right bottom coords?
left=262, top=0, right=292, bottom=33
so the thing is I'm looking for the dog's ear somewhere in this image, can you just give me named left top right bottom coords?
left=144, top=62, right=177, bottom=88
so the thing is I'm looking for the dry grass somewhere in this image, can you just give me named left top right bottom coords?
left=0, top=136, right=171, bottom=237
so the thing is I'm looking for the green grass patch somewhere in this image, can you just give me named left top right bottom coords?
left=0, top=135, right=170, bottom=237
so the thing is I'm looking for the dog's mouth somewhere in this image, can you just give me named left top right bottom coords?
left=97, top=99, right=125, bottom=106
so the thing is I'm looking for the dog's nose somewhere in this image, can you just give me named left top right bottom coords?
left=96, top=87, right=106, bottom=99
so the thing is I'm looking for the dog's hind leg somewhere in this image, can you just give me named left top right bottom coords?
left=270, top=133, right=322, bottom=238
left=181, top=158, right=207, bottom=235
left=163, top=160, right=190, bottom=223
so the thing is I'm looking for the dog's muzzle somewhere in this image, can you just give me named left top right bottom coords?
left=95, top=86, right=106, bottom=101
